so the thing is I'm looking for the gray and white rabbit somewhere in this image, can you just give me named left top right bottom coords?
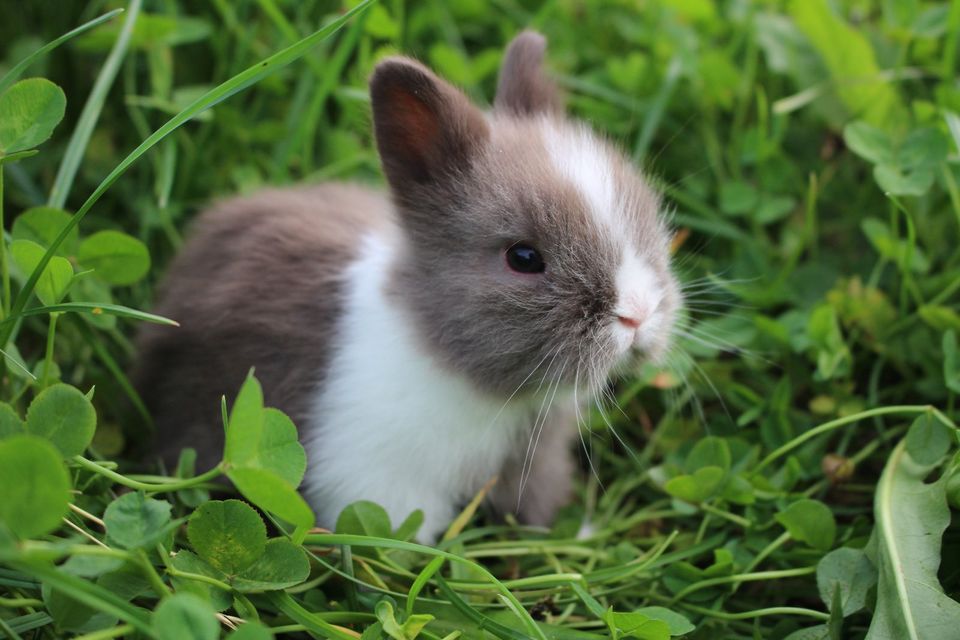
left=135, top=31, right=681, bottom=541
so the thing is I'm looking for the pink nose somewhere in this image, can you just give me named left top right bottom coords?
left=617, top=314, right=643, bottom=329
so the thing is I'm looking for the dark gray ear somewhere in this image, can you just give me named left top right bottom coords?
left=494, top=30, right=561, bottom=116
left=370, top=57, right=489, bottom=187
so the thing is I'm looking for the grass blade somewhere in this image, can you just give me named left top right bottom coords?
left=47, top=0, right=142, bottom=209
left=8, top=562, right=153, bottom=636
left=305, top=533, right=547, bottom=640
left=0, top=9, right=124, bottom=96
left=434, top=575, right=531, bottom=640
left=0, top=0, right=375, bottom=347
left=7, top=302, right=178, bottom=326
left=265, top=592, right=359, bottom=640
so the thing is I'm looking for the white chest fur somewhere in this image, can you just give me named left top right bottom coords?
left=303, top=232, right=541, bottom=541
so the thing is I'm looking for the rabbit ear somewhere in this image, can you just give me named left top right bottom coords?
left=370, top=57, right=489, bottom=188
left=494, top=30, right=561, bottom=116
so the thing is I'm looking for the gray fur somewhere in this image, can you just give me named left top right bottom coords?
left=495, top=30, right=562, bottom=116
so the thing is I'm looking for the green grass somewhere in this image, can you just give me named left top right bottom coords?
left=1, top=1, right=960, bottom=639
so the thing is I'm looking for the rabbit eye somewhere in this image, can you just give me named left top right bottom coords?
left=506, top=243, right=545, bottom=273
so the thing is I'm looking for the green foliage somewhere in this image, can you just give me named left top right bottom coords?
left=865, top=440, right=960, bottom=639
left=24, top=382, right=96, bottom=456
left=11, top=206, right=78, bottom=254
left=10, top=239, right=73, bottom=305
left=224, top=373, right=313, bottom=534
left=103, top=492, right=174, bottom=549
left=0, top=78, right=65, bottom=157
left=336, top=500, right=394, bottom=537
left=776, top=499, right=837, bottom=551
left=1, top=0, right=960, bottom=638
left=187, top=500, right=267, bottom=574
left=0, top=435, right=71, bottom=538
left=376, top=598, right=435, bottom=640
left=153, top=593, right=220, bottom=640
left=77, top=230, right=151, bottom=285
left=816, top=547, right=876, bottom=617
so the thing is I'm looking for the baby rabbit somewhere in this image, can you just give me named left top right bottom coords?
left=135, top=31, right=680, bottom=541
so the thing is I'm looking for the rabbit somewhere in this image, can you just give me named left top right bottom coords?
left=134, top=31, right=681, bottom=542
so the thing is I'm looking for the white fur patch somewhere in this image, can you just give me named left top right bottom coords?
left=615, top=251, right=666, bottom=351
left=304, top=233, right=542, bottom=542
left=540, top=120, right=620, bottom=235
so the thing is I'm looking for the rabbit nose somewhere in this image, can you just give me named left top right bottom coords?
left=616, top=313, right=644, bottom=329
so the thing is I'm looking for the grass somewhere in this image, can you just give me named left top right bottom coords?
left=1, top=1, right=960, bottom=639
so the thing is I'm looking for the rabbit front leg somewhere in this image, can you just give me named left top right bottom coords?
left=489, top=409, right=578, bottom=527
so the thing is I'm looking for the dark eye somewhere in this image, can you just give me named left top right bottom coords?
left=506, top=243, right=545, bottom=274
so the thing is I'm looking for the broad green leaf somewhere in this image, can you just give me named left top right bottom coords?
left=395, top=509, right=425, bottom=541
left=905, top=413, right=952, bottom=466
left=663, top=466, right=725, bottom=503
left=684, top=436, right=731, bottom=473
left=61, top=554, right=125, bottom=578
left=172, top=541, right=309, bottom=594
left=376, top=598, right=434, bottom=640
left=790, top=0, right=900, bottom=126
left=0, top=78, right=66, bottom=154
left=843, top=121, right=894, bottom=164
left=255, top=409, right=307, bottom=487
left=225, top=372, right=265, bottom=465
left=230, top=539, right=310, bottom=592
left=11, top=239, right=73, bottom=305
left=882, top=0, right=919, bottom=27
left=25, top=383, right=97, bottom=457
left=365, top=5, right=400, bottom=39
left=0, top=402, right=25, bottom=439
left=11, top=207, right=78, bottom=256
left=604, top=609, right=671, bottom=640
left=227, top=622, right=273, bottom=640
left=187, top=500, right=266, bottom=575
left=873, top=164, right=934, bottom=196
left=336, top=500, right=393, bottom=538
left=784, top=626, right=831, bottom=640
left=225, top=373, right=306, bottom=487
left=631, top=607, right=695, bottom=636
left=103, top=492, right=174, bottom=549
left=168, top=551, right=231, bottom=611
left=910, top=4, right=950, bottom=36
left=718, top=181, right=758, bottom=216
left=866, top=440, right=960, bottom=639
left=721, top=474, right=755, bottom=505
left=227, top=467, right=314, bottom=532
left=775, top=499, right=836, bottom=551
left=0, top=435, right=71, bottom=538
left=43, top=581, right=116, bottom=632
left=816, top=547, right=877, bottom=616
left=755, top=194, right=796, bottom=224
left=77, top=230, right=151, bottom=286
left=899, top=127, right=949, bottom=169
left=153, top=593, right=219, bottom=640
